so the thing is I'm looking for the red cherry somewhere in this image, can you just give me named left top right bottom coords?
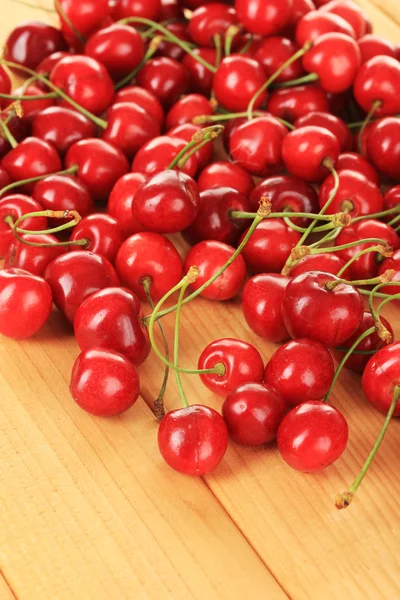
left=131, top=136, right=197, bottom=178
left=335, top=152, right=379, bottom=185
left=4, top=233, right=65, bottom=277
left=70, top=348, right=140, bottom=417
left=255, top=37, right=305, bottom=83
left=290, top=253, right=346, bottom=277
left=198, top=338, right=264, bottom=397
left=85, top=24, right=145, bottom=81
left=213, top=55, right=266, bottom=113
left=285, top=0, right=316, bottom=35
left=69, top=214, right=125, bottom=262
left=137, top=57, right=188, bottom=107
left=377, top=249, right=400, bottom=297
left=158, top=405, right=228, bottom=475
left=35, top=51, right=69, bottom=86
left=74, top=287, right=150, bottom=365
left=319, top=0, right=367, bottom=38
left=50, top=55, right=115, bottom=116
left=33, top=175, right=94, bottom=225
left=44, top=251, right=119, bottom=323
left=230, top=116, right=287, bottom=177
left=156, top=22, right=191, bottom=62
left=358, top=34, right=396, bottom=64
left=160, top=0, right=183, bottom=20
left=241, top=273, right=290, bottom=342
left=56, top=0, right=110, bottom=43
left=362, top=342, right=400, bottom=415
left=1, top=138, right=62, bottom=192
left=265, top=339, right=335, bottom=407
left=0, top=195, right=47, bottom=258
left=267, top=85, right=329, bottom=123
left=223, top=382, right=287, bottom=445
left=282, top=126, right=340, bottom=182
left=235, top=0, right=292, bottom=36
left=240, top=219, right=300, bottom=274
left=114, top=86, right=164, bottom=126
left=354, top=56, right=400, bottom=117
left=116, top=232, right=183, bottom=301
left=0, top=167, right=11, bottom=189
left=184, top=240, right=246, bottom=301
left=294, top=111, right=352, bottom=152
left=165, top=94, right=213, bottom=130
left=167, top=124, right=213, bottom=171
left=383, top=186, right=400, bottom=218
left=366, top=118, right=400, bottom=180
left=65, top=138, right=129, bottom=202
left=111, top=0, right=161, bottom=21
left=277, top=401, right=348, bottom=472
left=108, top=172, right=146, bottom=237
left=182, top=48, right=217, bottom=96
left=32, top=107, right=96, bottom=156
left=197, top=161, right=254, bottom=197
left=4, top=21, right=67, bottom=72
left=0, top=114, right=29, bottom=159
left=319, top=169, right=383, bottom=216
left=283, top=271, right=364, bottom=347
left=0, top=66, right=11, bottom=108
left=296, top=11, right=355, bottom=47
left=8, top=83, right=55, bottom=123
left=189, top=3, right=237, bottom=47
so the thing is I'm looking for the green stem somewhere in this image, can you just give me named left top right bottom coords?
left=174, top=282, right=190, bottom=408
left=0, top=165, right=79, bottom=198
left=353, top=206, right=400, bottom=224
left=359, top=289, right=393, bottom=300
left=193, top=111, right=295, bottom=130
left=114, top=37, right=162, bottom=91
left=12, top=209, right=82, bottom=246
left=336, top=245, right=389, bottom=278
left=0, top=117, right=17, bottom=148
left=168, top=125, right=223, bottom=170
left=230, top=210, right=332, bottom=221
left=272, top=72, right=319, bottom=88
left=224, top=25, right=241, bottom=57
left=0, top=91, right=58, bottom=100
left=313, top=237, right=391, bottom=255
left=54, top=0, right=86, bottom=44
left=369, top=281, right=400, bottom=321
left=358, top=100, right=382, bottom=155
left=238, top=35, right=253, bottom=55
left=325, top=275, right=389, bottom=291
left=213, top=34, right=222, bottom=67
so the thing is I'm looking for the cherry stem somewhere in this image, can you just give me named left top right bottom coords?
left=313, top=237, right=392, bottom=255
left=359, top=288, right=394, bottom=300
left=336, top=385, right=400, bottom=510
left=224, top=25, right=242, bottom=57
left=193, top=111, right=295, bottom=130
left=376, top=288, right=400, bottom=320
left=325, top=272, right=395, bottom=292
left=12, top=209, right=83, bottom=247
left=53, top=0, right=86, bottom=44
left=0, top=165, right=79, bottom=198
left=168, top=125, right=224, bottom=169
left=0, top=116, right=18, bottom=148
left=119, top=17, right=217, bottom=73
left=213, top=34, right=222, bottom=67
left=0, top=91, right=58, bottom=100
left=238, top=34, right=253, bottom=55
left=247, top=41, right=313, bottom=120
left=336, top=245, right=392, bottom=278
left=354, top=205, right=400, bottom=224
left=114, top=36, right=163, bottom=91
left=272, top=71, right=319, bottom=89
left=358, top=100, right=382, bottom=155
left=174, top=280, right=191, bottom=408
left=369, top=280, right=400, bottom=325
left=230, top=210, right=331, bottom=221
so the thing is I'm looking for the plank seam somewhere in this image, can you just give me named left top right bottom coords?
left=0, top=568, right=17, bottom=599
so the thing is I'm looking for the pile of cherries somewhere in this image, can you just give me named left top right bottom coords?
left=0, top=0, right=399, bottom=509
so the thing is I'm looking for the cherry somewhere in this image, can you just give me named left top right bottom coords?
left=0, top=67, right=11, bottom=108
left=183, top=187, right=250, bottom=246
left=160, top=0, right=183, bottom=20
left=366, top=118, right=400, bottom=181
left=158, top=405, right=228, bottom=475
left=56, top=0, right=110, bottom=44
left=255, top=37, right=305, bottom=83
left=65, top=138, right=129, bottom=202
left=235, top=0, right=292, bottom=36
left=4, top=233, right=66, bottom=277
left=70, top=348, right=140, bottom=417
left=0, top=268, right=53, bottom=339
left=0, top=194, right=47, bottom=257
left=242, top=273, right=290, bottom=342
left=0, top=168, right=11, bottom=189
left=32, top=107, right=96, bottom=156
left=198, top=338, right=264, bottom=397
left=7, top=84, right=55, bottom=123
left=69, top=214, right=125, bottom=262
left=267, top=85, right=329, bottom=123
left=319, top=1, right=367, bottom=39
left=319, top=169, right=383, bottom=216
left=213, top=56, right=267, bottom=113
left=33, top=175, right=94, bottom=226
left=362, top=342, right=400, bottom=415
left=383, top=186, right=400, bottom=218
left=0, top=116, right=30, bottom=159
left=137, top=57, right=188, bottom=107
left=167, top=124, right=213, bottom=172
left=296, top=11, right=355, bottom=47
left=50, top=55, right=115, bottom=116
left=74, top=287, right=150, bottom=365
left=182, top=48, right=217, bottom=96
left=230, top=116, right=287, bottom=177
left=131, top=136, right=197, bottom=178
left=184, top=240, right=246, bottom=301
left=35, top=51, right=69, bottom=86
left=277, top=400, right=349, bottom=472
left=116, top=232, right=183, bottom=301
left=249, top=175, right=319, bottom=228
left=282, top=126, right=340, bottom=182
left=294, top=112, right=352, bottom=152
left=354, top=56, right=400, bottom=117
left=4, top=21, right=67, bottom=72
left=107, top=172, right=146, bottom=237
left=335, top=152, right=379, bottom=185
left=114, top=86, right=164, bottom=126
left=377, top=250, right=400, bottom=297
left=197, top=161, right=254, bottom=197
left=189, top=3, right=237, bottom=47
left=85, top=24, right=145, bottom=82
left=44, top=251, right=119, bottom=323
left=156, top=22, right=192, bottom=62
left=290, top=253, right=346, bottom=277
left=165, top=94, right=214, bottom=130
left=111, top=0, right=161, bottom=21
left=240, top=219, right=301, bottom=274
left=336, top=312, right=394, bottom=374
left=222, top=382, right=287, bottom=446
left=358, top=34, right=396, bottom=64
left=283, top=271, right=364, bottom=347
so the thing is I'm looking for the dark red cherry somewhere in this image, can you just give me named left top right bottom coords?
left=188, top=3, right=238, bottom=47
left=213, top=55, right=267, bottom=113
left=267, top=85, right=329, bottom=123
left=366, top=118, right=400, bottom=180
left=160, top=0, right=183, bottom=20
left=1, top=138, right=62, bottom=192
left=235, top=0, right=292, bottom=36
left=0, top=116, right=29, bottom=160
left=131, top=136, right=197, bottom=178
left=242, top=273, right=290, bottom=342
left=158, top=405, right=228, bottom=476
left=255, top=37, right=305, bottom=83
left=282, top=126, right=340, bottom=182
left=167, top=124, right=213, bottom=172
left=285, top=0, right=316, bottom=35
left=156, top=22, right=191, bottom=62
left=56, top=0, right=110, bottom=44
left=354, top=56, right=400, bottom=117
left=319, top=169, right=383, bottom=216
left=182, top=48, right=217, bottom=96
left=358, top=34, right=396, bottom=64
left=0, top=195, right=47, bottom=258
left=7, top=83, right=55, bottom=123
left=33, top=175, right=94, bottom=226
left=290, top=253, right=346, bottom=277
left=32, top=107, right=96, bottom=156
left=295, top=11, right=355, bottom=47
left=4, top=233, right=66, bottom=277
left=111, top=0, right=161, bottom=21
left=294, top=111, right=352, bottom=152
left=197, top=161, right=254, bottom=197
left=69, top=214, right=125, bottom=262
left=108, top=172, right=146, bottom=237
left=335, top=152, right=379, bottom=185
left=74, top=287, right=150, bottom=365
left=198, top=338, right=264, bottom=397
left=362, top=342, right=400, bottom=415
left=114, top=86, right=164, bottom=126
left=320, top=0, right=367, bottom=38
left=383, top=186, right=400, bottom=218
left=116, top=232, right=183, bottom=301
left=137, top=57, right=188, bottom=107
left=377, top=249, right=400, bottom=297
left=0, top=67, right=11, bottom=108
left=4, top=21, right=67, bottom=72
left=165, top=94, right=214, bottom=130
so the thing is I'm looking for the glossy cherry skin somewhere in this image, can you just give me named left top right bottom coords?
left=242, top=273, right=290, bottom=342
left=336, top=152, right=379, bottom=185
left=294, top=112, right=352, bottom=153
left=132, top=170, right=199, bottom=234
left=156, top=22, right=191, bottom=62
left=1, top=138, right=62, bottom=192
left=165, top=94, right=214, bottom=130
left=131, top=136, right=197, bottom=178
left=107, top=172, right=146, bottom=237
left=366, top=118, right=400, bottom=181
left=35, top=51, right=69, bottom=86
left=197, top=161, right=254, bottom=197
left=362, top=342, right=400, bottom=416
left=111, top=0, right=161, bottom=21
left=267, top=85, right=329, bottom=123
left=240, top=220, right=300, bottom=275
left=183, top=187, right=251, bottom=246
left=184, top=240, right=246, bottom=301
left=158, top=405, right=228, bottom=476
left=0, top=268, right=53, bottom=339
left=198, top=338, right=264, bottom=397
left=235, top=0, right=291, bottom=36
left=0, top=195, right=47, bottom=258
left=283, top=271, right=364, bottom=347
left=222, top=382, right=287, bottom=446
left=65, top=139, right=129, bottom=202
left=74, top=287, right=150, bottom=365
left=319, top=169, right=383, bottom=216
left=0, top=66, right=11, bottom=109
left=4, top=233, right=65, bottom=277
left=85, top=24, right=145, bottom=81
left=265, top=339, right=334, bottom=407
left=50, top=55, right=115, bottom=116
left=189, top=3, right=237, bottom=47
left=57, top=0, right=110, bottom=44
left=32, top=107, right=96, bottom=156
left=160, top=0, right=183, bottom=20
left=114, top=86, right=164, bottom=126
left=0, top=167, right=11, bottom=189
left=116, top=232, right=183, bottom=301
left=295, top=11, right=355, bottom=46
left=33, top=175, right=94, bottom=225
left=8, top=83, right=55, bottom=123
left=320, top=0, right=367, bottom=38
left=137, top=57, right=188, bottom=107
left=358, top=34, right=396, bottom=64
left=70, top=348, right=140, bottom=417
left=377, top=250, right=400, bottom=297
left=282, top=126, right=340, bottom=182
left=230, top=116, right=287, bottom=177
left=249, top=175, right=319, bottom=228
left=213, top=55, right=267, bottom=113
left=69, top=214, right=125, bottom=262
left=182, top=48, right=217, bottom=96
left=167, top=124, right=213, bottom=172
left=44, top=251, right=119, bottom=323
left=290, top=253, right=346, bottom=277
left=255, top=37, right=305, bottom=83
left=4, top=21, right=67, bottom=72
left=354, top=56, right=400, bottom=117
left=277, top=401, right=348, bottom=472
left=383, top=186, right=400, bottom=218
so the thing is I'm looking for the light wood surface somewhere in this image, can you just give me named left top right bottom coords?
left=1, top=1, right=399, bottom=599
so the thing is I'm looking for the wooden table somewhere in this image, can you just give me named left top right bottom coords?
left=1, top=1, right=400, bottom=598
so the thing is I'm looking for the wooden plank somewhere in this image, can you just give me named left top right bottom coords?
left=363, top=0, right=400, bottom=27
left=356, top=0, right=400, bottom=39
left=0, top=573, right=15, bottom=600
